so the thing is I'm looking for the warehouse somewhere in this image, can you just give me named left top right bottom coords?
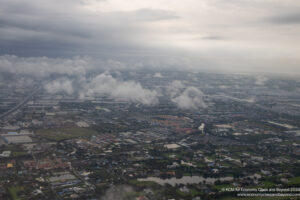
left=2, top=135, right=32, bottom=144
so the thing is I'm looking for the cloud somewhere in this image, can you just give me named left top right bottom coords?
left=116, top=8, right=180, bottom=21
left=0, top=55, right=90, bottom=77
left=268, top=13, right=300, bottom=25
left=44, top=79, right=74, bottom=95
left=167, top=80, right=185, bottom=97
left=153, top=72, right=163, bottom=78
left=83, top=73, right=158, bottom=105
left=219, top=85, right=229, bottom=89
left=0, top=55, right=160, bottom=105
left=200, top=35, right=227, bottom=40
left=1, top=0, right=300, bottom=74
left=0, top=55, right=200, bottom=79
left=172, top=87, right=207, bottom=110
left=0, top=0, right=181, bottom=57
left=255, top=76, right=268, bottom=85
left=42, top=72, right=159, bottom=105
left=101, top=185, right=134, bottom=200
left=168, top=80, right=207, bottom=110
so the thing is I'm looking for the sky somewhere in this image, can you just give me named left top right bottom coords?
left=0, top=0, right=300, bottom=73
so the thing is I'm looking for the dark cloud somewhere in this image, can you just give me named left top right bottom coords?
left=268, top=13, right=300, bottom=25
left=0, top=17, right=92, bottom=39
left=0, top=0, right=179, bottom=57
left=122, top=8, right=180, bottom=21
left=0, top=0, right=299, bottom=74
left=200, top=35, right=227, bottom=40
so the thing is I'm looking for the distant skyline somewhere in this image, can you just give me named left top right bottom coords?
left=0, top=0, right=300, bottom=74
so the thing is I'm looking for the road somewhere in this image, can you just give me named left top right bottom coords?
left=0, top=86, right=39, bottom=121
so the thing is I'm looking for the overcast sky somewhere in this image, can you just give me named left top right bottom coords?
left=1, top=0, right=300, bottom=73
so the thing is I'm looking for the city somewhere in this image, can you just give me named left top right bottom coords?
left=0, top=70, right=299, bottom=199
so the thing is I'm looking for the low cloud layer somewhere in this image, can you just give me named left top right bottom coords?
left=0, top=55, right=196, bottom=78
left=0, top=55, right=91, bottom=77
left=168, top=80, right=207, bottom=110
left=45, top=78, right=74, bottom=95
left=42, top=71, right=207, bottom=109
left=255, top=76, right=269, bottom=85
left=82, top=73, right=158, bottom=105
left=167, top=80, right=185, bottom=97
left=101, top=185, right=134, bottom=200
left=153, top=72, right=163, bottom=78
left=43, top=72, right=158, bottom=105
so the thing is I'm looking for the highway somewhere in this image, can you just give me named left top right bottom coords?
left=0, top=87, right=40, bottom=121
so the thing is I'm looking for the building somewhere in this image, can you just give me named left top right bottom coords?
left=0, top=151, right=11, bottom=158
left=2, top=135, right=32, bottom=144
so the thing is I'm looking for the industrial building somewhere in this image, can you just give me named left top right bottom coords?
left=2, top=135, right=32, bottom=144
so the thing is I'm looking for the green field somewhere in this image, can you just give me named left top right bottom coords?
left=8, top=186, right=24, bottom=200
left=262, top=181, right=276, bottom=188
left=176, top=188, right=202, bottom=197
left=12, top=151, right=29, bottom=157
left=35, top=127, right=98, bottom=141
left=213, top=184, right=233, bottom=190
left=129, top=180, right=160, bottom=188
left=289, top=176, right=300, bottom=185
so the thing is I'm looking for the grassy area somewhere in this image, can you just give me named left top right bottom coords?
left=129, top=180, right=160, bottom=188
left=35, top=127, right=98, bottom=141
left=2, top=145, right=24, bottom=152
left=196, top=163, right=206, bottom=168
left=213, top=184, right=233, bottom=191
left=162, top=153, right=180, bottom=158
left=12, top=151, right=29, bottom=157
left=189, top=188, right=203, bottom=197
left=262, top=181, right=276, bottom=188
left=8, top=186, right=24, bottom=200
left=221, top=162, right=235, bottom=168
left=288, top=176, right=300, bottom=185
left=176, top=188, right=202, bottom=197
left=245, top=121, right=285, bottom=132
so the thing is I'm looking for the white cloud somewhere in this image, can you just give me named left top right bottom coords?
left=83, top=73, right=158, bottom=105
left=167, top=80, right=185, bottom=97
left=167, top=80, right=207, bottom=110
left=172, top=87, right=207, bottom=110
left=100, top=185, right=134, bottom=200
left=255, top=75, right=269, bottom=85
left=0, top=55, right=90, bottom=77
left=43, top=72, right=159, bottom=105
left=44, top=79, right=74, bottom=95
left=153, top=72, right=163, bottom=78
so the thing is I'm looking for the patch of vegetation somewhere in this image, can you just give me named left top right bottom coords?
left=12, top=151, right=29, bottom=157
left=288, top=176, right=300, bottom=185
left=262, top=181, right=275, bottom=188
left=176, top=188, right=202, bottom=198
left=129, top=180, right=160, bottom=188
left=8, top=186, right=24, bottom=200
left=35, top=127, right=98, bottom=141
left=213, top=184, right=233, bottom=191
left=162, top=153, right=180, bottom=158
left=196, top=163, right=206, bottom=168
